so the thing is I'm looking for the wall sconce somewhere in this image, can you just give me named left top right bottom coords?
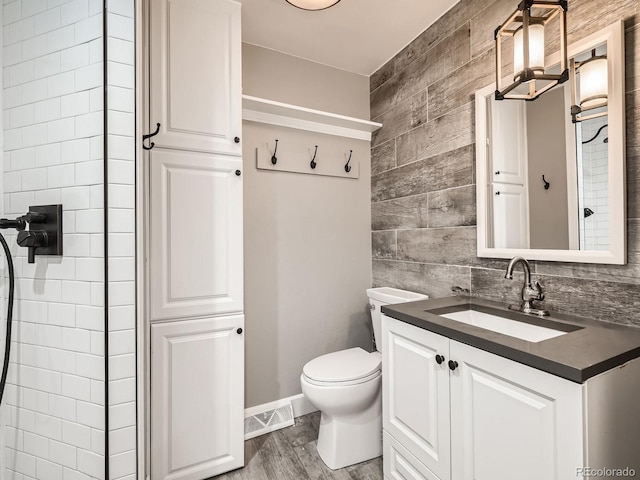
left=495, top=0, right=568, bottom=101
left=570, top=49, right=608, bottom=122
left=285, top=0, right=340, bottom=10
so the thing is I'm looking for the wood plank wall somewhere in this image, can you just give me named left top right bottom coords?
left=370, top=0, right=640, bottom=325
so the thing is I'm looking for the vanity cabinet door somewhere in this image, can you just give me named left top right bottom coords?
left=382, top=315, right=451, bottom=480
left=384, top=432, right=439, bottom=480
left=449, top=340, right=583, bottom=480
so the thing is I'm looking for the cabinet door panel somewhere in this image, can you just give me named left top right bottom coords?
left=150, top=0, right=241, bottom=155
left=151, top=316, right=244, bottom=480
left=491, top=183, right=529, bottom=249
left=149, top=148, right=243, bottom=321
left=450, top=340, right=583, bottom=480
left=382, top=315, right=451, bottom=480
left=489, top=97, right=526, bottom=185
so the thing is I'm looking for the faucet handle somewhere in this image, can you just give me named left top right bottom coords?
left=523, top=281, right=545, bottom=303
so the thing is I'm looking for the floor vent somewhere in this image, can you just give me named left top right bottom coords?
left=244, top=402, right=294, bottom=440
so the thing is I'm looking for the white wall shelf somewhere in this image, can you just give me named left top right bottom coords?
left=242, top=95, right=382, bottom=141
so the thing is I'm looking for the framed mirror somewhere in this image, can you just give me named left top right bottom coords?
left=475, top=21, right=626, bottom=264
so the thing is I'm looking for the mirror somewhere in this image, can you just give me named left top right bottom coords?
left=475, top=21, right=626, bottom=264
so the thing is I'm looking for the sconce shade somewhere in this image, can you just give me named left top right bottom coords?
left=285, top=0, right=341, bottom=10
left=578, top=56, right=608, bottom=109
left=570, top=50, right=608, bottom=122
left=513, top=23, right=545, bottom=81
left=495, top=0, right=568, bottom=101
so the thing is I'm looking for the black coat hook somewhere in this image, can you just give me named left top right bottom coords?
left=344, top=150, right=353, bottom=173
left=143, top=122, right=161, bottom=150
left=310, top=145, right=318, bottom=169
left=271, top=139, right=279, bottom=165
left=542, top=175, right=550, bottom=190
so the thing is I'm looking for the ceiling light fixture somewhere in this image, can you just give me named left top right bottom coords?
left=570, top=49, right=608, bottom=122
left=495, top=0, right=568, bottom=101
left=285, top=0, right=341, bottom=11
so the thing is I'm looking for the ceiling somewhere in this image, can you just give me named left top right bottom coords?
left=239, top=0, right=461, bottom=76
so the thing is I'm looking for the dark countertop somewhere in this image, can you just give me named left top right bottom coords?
left=382, top=296, right=640, bottom=383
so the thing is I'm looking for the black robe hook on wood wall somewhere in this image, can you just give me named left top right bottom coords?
left=344, top=150, right=353, bottom=173
left=310, top=145, right=318, bottom=169
left=271, top=139, right=279, bottom=165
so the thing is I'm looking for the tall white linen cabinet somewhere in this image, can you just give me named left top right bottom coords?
left=145, top=0, right=244, bottom=479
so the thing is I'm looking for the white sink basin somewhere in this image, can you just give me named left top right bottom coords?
left=439, top=309, right=567, bottom=343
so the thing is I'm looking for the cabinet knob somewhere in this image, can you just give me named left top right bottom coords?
left=495, top=170, right=500, bottom=175
left=448, top=360, right=458, bottom=371
left=235, top=170, right=241, bottom=176
left=435, top=354, right=445, bottom=365
left=234, top=137, right=240, bottom=144
left=495, top=191, right=501, bottom=196
left=237, top=328, right=243, bottom=334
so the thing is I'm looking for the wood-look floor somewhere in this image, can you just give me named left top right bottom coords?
left=213, top=412, right=383, bottom=480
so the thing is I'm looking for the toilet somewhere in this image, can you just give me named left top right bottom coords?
left=300, top=287, right=428, bottom=470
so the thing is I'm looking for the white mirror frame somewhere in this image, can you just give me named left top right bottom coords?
left=475, top=21, right=626, bottom=264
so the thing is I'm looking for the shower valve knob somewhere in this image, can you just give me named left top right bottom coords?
left=17, top=230, right=49, bottom=248
left=17, top=230, right=49, bottom=264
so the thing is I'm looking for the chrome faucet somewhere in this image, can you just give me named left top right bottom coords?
left=504, top=256, right=549, bottom=316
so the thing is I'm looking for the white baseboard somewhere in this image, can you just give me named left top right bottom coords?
left=244, top=393, right=318, bottom=440
left=289, top=393, right=317, bottom=418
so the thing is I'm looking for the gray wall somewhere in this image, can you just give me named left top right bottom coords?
left=242, top=44, right=373, bottom=407
left=243, top=43, right=370, bottom=119
left=370, top=0, right=640, bottom=326
left=527, top=87, right=570, bottom=250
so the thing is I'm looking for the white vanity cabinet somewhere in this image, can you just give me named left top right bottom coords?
left=382, top=314, right=640, bottom=480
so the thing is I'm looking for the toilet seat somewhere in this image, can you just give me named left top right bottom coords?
left=303, top=347, right=381, bottom=386
left=303, top=369, right=380, bottom=387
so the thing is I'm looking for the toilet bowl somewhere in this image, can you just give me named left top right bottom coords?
left=300, top=287, right=428, bottom=470
left=301, top=347, right=382, bottom=470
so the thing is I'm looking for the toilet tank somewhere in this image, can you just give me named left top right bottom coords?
left=366, top=287, right=428, bottom=353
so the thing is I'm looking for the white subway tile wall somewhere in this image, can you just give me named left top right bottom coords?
left=1, top=0, right=109, bottom=479
left=577, top=115, right=610, bottom=251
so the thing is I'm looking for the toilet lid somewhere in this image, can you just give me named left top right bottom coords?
left=303, top=347, right=381, bottom=383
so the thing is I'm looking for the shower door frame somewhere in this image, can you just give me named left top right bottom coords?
left=135, top=0, right=150, bottom=477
